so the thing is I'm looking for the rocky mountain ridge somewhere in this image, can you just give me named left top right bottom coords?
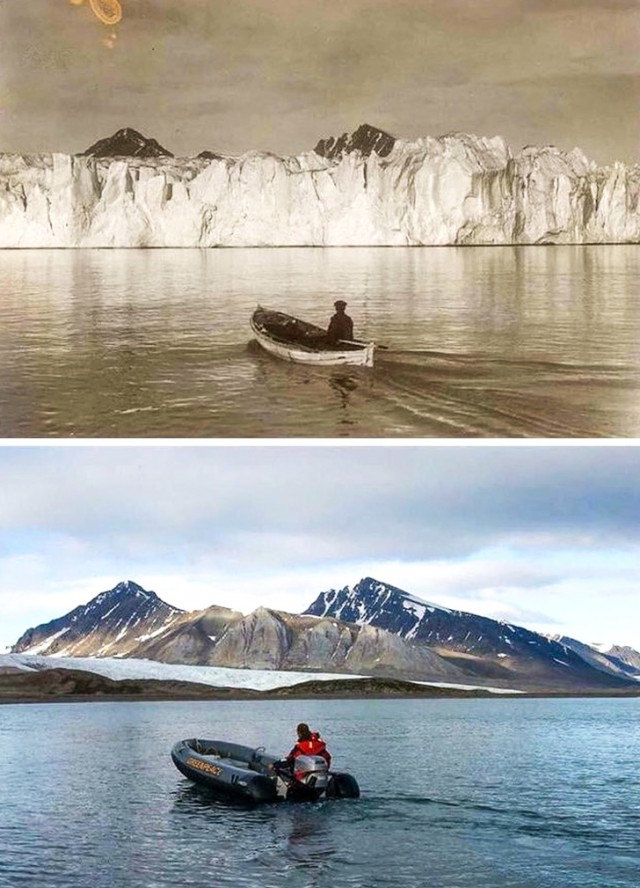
left=304, top=577, right=639, bottom=689
left=11, top=581, right=465, bottom=683
left=604, top=645, right=640, bottom=673
left=11, top=579, right=639, bottom=691
left=12, top=580, right=183, bottom=658
left=82, top=127, right=173, bottom=159
left=1, top=124, right=637, bottom=247
left=550, top=635, right=640, bottom=680
left=314, top=123, right=396, bottom=160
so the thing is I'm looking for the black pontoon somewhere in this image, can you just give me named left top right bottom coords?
left=171, top=738, right=360, bottom=803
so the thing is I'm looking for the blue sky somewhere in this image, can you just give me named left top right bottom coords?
left=1, top=444, right=639, bottom=652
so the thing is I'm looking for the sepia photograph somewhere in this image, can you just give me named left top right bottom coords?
left=0, top=0, right=638, bottom=437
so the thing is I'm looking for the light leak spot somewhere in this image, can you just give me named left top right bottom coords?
left=68, top=0, right=123, bottom=27
left=89, top=0, right=122, bottom=26
left=68, top=0, right=122, bottom=49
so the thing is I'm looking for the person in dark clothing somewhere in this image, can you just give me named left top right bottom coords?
left=327, top=300, right=354, bottom=345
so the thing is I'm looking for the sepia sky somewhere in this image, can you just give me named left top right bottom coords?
left=1, top=444, right=640, bottom=651
left=0, top=0, right=638, bottom=162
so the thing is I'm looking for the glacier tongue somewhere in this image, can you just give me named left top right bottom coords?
left=0, top=133, right=638, bottom=247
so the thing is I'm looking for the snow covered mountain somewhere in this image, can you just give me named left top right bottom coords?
left=549, top=635, right=640, bottom=680
left=1, top=125, right=638, bottom=247
left=10, top=581, right=466, bottom=683
left=11, top=578, right=638, bottom=690
left=598, top=645, right=640, bottom=677
left=11, top=580, right=184, bottom=658
left=304, top=578, right=637, bottom=689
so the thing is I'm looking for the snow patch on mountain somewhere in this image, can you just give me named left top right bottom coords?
left=135, top=621, right=178, bottom=643
left=24, top=627, right=70, bottom=655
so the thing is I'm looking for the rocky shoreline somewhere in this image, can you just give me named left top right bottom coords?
left=2, top=670, right=638, bottom=705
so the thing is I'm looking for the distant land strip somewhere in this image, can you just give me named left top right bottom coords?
left=1, top=670, right=639, bottom=705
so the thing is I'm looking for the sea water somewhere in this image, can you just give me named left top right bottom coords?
left=0, top=246, right=638, bottom=437
left=1, top=697, right=639, bottom=887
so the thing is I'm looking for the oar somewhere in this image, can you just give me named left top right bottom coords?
left=339, top=338, right=389, bottom=350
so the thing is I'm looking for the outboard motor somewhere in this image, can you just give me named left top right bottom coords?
left=292, top=755, right=329, bottom=799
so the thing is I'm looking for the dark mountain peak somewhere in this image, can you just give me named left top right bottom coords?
left=81, top=128, right=174, bottom=158
left=304, top=578, right=635, bottom=691
left=357, top=575, right=383, bottom=587
left=197, top=150, right=223, bottom=160
left=11, top=580, right=182, bottom=656
left=305, top=577, right=450, bottom=631
left=314, top=123, right=396, bottom=161
left=355, top=576, right=421, bottom=597
left=115, top=579, right=152, bottom=596
left=348, top=576, right=449, bottom=612
left=94, top=580, right=157, bottom=604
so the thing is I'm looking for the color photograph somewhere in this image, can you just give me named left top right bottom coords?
left=1, top=443, right=640, bottom=887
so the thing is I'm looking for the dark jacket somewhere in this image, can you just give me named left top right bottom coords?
left=327, top=312, right=354, bottom=345
left=286, top=732, right=332, bottom=767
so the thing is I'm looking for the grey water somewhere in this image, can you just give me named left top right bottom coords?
left=0, top=246, right=638, bottom=438
left=1, top=698, right=640, bottom=888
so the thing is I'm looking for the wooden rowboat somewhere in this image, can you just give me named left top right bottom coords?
left=250, top=307, right=375, bottom=367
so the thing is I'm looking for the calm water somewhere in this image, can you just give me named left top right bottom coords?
left=0, top=247, right=638, bottom=438
left=1, top=698, right=640, bottom=888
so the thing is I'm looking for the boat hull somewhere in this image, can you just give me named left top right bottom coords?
left=172, top=739, right=279, bottom=802
left=171, top=738, right=360, bottom=803
left=250, top=308, right=375, bottom=368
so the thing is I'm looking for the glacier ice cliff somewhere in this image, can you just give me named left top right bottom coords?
left=0, top=132, right=638, bottom=247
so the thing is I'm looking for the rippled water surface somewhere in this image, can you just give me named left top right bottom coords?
left=0, top=246, right=638, bottom=437
left=2, top=698, right=640, bottom=888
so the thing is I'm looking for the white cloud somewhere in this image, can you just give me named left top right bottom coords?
left=2, top=445, right=640, bottom=649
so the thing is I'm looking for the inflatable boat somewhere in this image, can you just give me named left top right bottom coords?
left=171, top=738, right=360, bottom=803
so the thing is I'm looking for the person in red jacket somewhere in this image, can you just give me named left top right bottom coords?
left=285, top=723, right=332, bottom=768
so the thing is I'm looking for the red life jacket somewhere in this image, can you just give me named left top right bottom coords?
left=290, top=732, right=331, bottom=767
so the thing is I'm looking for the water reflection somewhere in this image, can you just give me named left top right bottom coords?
left=1, top=246, right=639, bottom=437
left=328, top=373, right=359, bottom=430
left=171, top=781, right=265, bottom=816
left=170, top=781, right=338, bottom=887
left=283, top=805, right=336, bottom=869
left=329, top=373, right=358, bottom=405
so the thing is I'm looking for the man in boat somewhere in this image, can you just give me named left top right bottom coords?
left=273, top=723, right=332, bottom=775
left=326, top=300, right=354, bottom=346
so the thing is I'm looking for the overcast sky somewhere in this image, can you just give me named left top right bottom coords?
left=1, top=444, right=639, bottom=651
left=1, top=0, right=638, bottom=162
